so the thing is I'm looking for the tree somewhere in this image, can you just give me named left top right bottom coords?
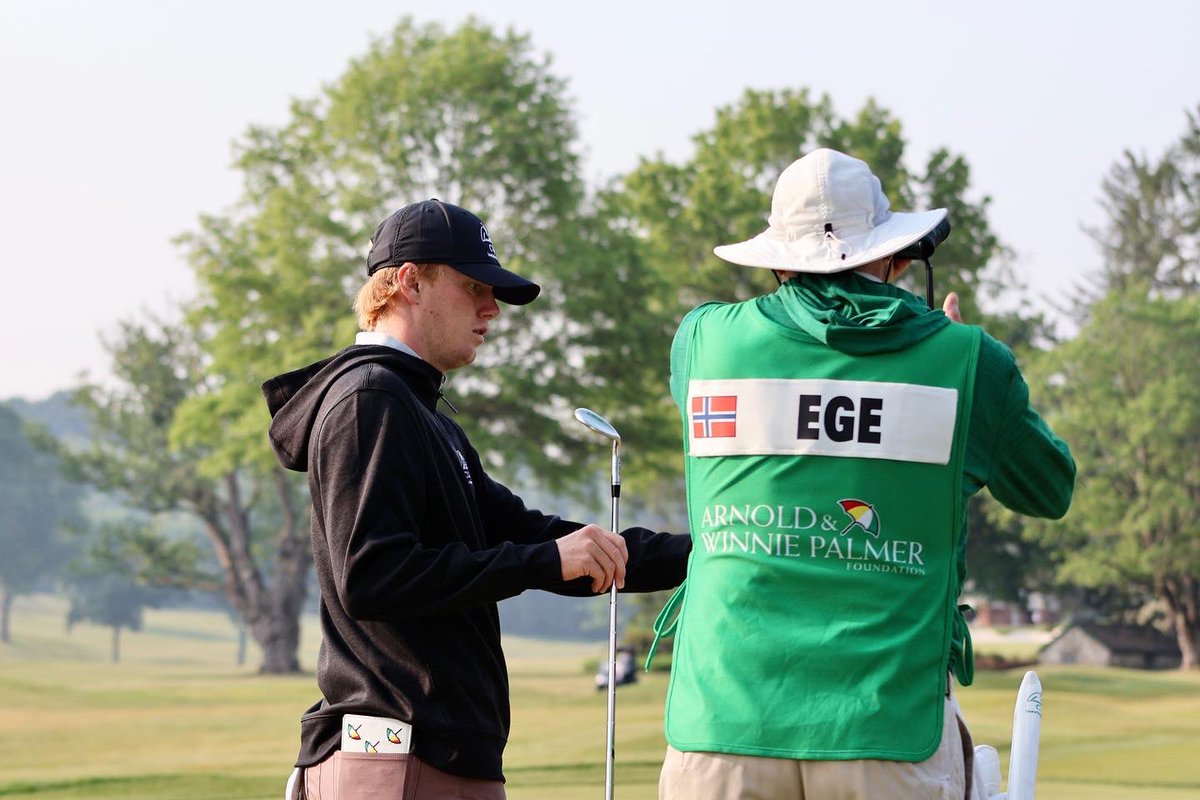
left=63, top=520, right=162, bottom=663
left=0, top=404, right=82, bottom=642
left=617, top=91, right=1016, bottom=321
left=65, top=572, right=146, bottom=663
left=1027, top=107, right=1200, bottom=666
left=1026, top=290, right=1200, bottom=667
left=62, top=18, right=615, bottom=672
left=613, top=88, right=1046, bottom=600
left=66, top=317, right=307, bottom=673
left=175, top=17, right=602, bottom=489
left=1087, top=104, right=1200, bottom=297
left=136, top=21, right=1047, bottom=659
left=967, top=495, right=1054, bottom=607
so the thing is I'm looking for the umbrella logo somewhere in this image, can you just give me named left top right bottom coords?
left=838, top=499, right=881, bottom=538
left=1026, top=690, right=1043, bottom=718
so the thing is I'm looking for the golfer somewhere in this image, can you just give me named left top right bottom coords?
left=653, top=149, right=1074, bottom=799
left=263, top=199, right=689, bottom=799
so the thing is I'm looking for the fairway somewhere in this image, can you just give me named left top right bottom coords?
left=1, top=595, right=1198, bottom=800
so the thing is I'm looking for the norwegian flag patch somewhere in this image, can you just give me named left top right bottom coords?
left=691, top=395, right=738, bottom=438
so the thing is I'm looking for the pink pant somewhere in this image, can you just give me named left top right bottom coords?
left=302, top=751, right=505, bottom=800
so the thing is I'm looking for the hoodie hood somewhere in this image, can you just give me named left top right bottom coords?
left=763, top=272, right=951, bottom=355
left=262, top=345, right=443, bottom=472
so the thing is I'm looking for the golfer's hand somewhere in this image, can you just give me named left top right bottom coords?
left=943, top=291, right=964, bottom=323
left=556, top=524, right=628, bottom=593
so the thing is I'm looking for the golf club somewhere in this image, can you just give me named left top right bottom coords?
left=573, top=407, right=621, bottom=800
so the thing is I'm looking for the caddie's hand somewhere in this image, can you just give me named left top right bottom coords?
left=942, top=291, right=963, bottom=323
left=556, top=524, right=628, bottom=593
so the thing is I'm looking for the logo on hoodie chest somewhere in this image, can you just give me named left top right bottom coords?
left=453, top=448, right=474, bottom=488
left=430, top=413, right=475, bottom=490
left=686, top=378, right=958, bottom=465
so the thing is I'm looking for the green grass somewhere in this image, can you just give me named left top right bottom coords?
left=2, top=595, right=1199, bottom=799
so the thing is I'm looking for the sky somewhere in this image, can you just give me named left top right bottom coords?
left=2, top=0, right=1197, bottom=401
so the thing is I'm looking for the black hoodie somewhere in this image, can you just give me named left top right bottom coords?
left=263, top=344, right=689, bottom=781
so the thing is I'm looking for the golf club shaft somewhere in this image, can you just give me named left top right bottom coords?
left=571, top=409, right=623, bottom=800
left=605, top=440, right=620, bottom=800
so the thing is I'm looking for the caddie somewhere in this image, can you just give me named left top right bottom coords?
left=651, top=148, right=1075, bottom=799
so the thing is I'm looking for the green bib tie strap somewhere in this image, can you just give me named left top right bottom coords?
left=952, top=603, right=975, bottom=687
left=644, top=580, right=687, bottom=671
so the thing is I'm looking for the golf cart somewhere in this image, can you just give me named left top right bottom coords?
left=595, top=646, right=638, bottom=690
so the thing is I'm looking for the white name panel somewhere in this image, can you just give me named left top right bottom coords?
left=686, top=378, right=958, bottom=464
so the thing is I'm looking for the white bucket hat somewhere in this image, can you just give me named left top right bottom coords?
left=713, top=148, right=948, bottom=274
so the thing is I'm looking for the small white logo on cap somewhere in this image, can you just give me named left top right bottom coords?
left=480, top=225, right=497, bottom=260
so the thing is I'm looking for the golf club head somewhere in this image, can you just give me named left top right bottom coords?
left=574, top=407, right=621, bottom=491
left=574, top=408, right=621, bottom=443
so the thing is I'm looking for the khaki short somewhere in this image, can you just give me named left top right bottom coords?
left=302, top=751, right=505, bottom=800
left=660, top=697, right=971, bottom=800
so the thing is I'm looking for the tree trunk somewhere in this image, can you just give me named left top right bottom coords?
left=189, top=471, right=310, bottom=674
left=236, top=623, right=247, bottom=667
left=264, top=467, right=309, bottom=674
left=1163, top=577, right=1199, bottom=670
left=201, top=470, right=310, bottom=674
left=111, top=625, right=121, bottom=663
left=251, top=470, right=309, bottom=674
left=1170, top=607, right=1199, bottom=670
left=1171, top=604, right=1200, bottom=671
left=253, top=610, right=303, bottom=673
left=0, top=588, right=12, bottom=643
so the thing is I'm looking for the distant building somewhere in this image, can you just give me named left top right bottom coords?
left=971, top=598, right=1030, bottom=627
left=1039, top=623, right=1182, bottom=669
left=1026, top=592, right=1062, bottom=626
left=962, top=592, right=1062, bottom=628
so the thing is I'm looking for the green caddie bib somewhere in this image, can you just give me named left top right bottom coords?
left=662, top=299, right=980, bottom=760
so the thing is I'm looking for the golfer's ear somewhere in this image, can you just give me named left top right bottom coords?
left=396, top=263, right=422, bottom=304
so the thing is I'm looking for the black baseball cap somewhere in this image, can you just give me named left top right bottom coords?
left=366, top=199, right=541, bottom=305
